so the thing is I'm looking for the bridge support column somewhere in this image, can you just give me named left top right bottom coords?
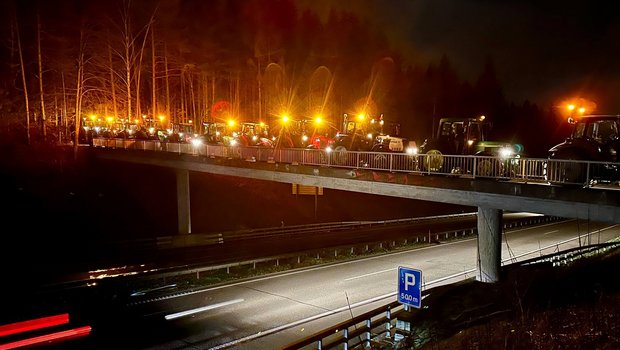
left=477, top=207, right=502, bottom=283
left=176, top=169, right=191, bottom=235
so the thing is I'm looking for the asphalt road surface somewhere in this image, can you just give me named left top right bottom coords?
left=87, top=219, right=620, bottom=350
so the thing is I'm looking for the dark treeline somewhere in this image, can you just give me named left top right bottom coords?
left=0, top=0, right=568, bottom=157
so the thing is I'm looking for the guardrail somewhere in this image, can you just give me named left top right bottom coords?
left=110, top=213, right=479, bottom=250
left=92, top=138, right=620, bottom=188
left=113, top=215, right=561, bottom=302
left=281, top=234, right=619, bottom=350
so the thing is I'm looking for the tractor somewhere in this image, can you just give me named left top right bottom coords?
left=418, top=116, right=523, bottom=176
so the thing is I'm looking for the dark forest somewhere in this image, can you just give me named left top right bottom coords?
left=0, top=0, right=576, bottom=157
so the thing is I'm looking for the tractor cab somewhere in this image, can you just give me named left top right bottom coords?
left=238, top=121, right=274, bottom=147
left=548, top=114, right=620, bottom=184
left=170, top=122, right=195, bottom=143
left=201, top=121, right=229, bottom=145
left=427, top=117, right=491, bottom=155
left=332, top=113, right=384, bottom=152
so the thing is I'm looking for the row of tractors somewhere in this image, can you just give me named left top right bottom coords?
left=196, top=113, right=620, bottom=185
left=190, top=113, right=528, bottom=178
left=87, top=109, right=620, bottom=184
left=88, top=112, right=525, bottom=175
left=197, top=114, right=521, bottom=155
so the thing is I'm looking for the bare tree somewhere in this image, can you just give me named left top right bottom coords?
left=73, top=27, right=86, bottom=160
left=61, top=71, right=67, bottom=142
left=151, top=23, right=157, bottom=122
left=134, top=12, right=155, bottom=120
left=107, top=31, right=119, bottom=120
left=14, top=10, right=30, bottom=145
left=37, top=11, right=47, bottom=140
left=120, top=3, right=133, bottom=122
left=164, top=41, right=171, bottom=124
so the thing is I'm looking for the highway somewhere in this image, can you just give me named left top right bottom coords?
left=73, top=218, right=620, bottom=350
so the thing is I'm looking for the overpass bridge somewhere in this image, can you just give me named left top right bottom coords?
left=91, top=138, right=620, bottom=282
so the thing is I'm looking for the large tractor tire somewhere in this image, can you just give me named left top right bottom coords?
left=423, top=149, right=444, bottom=172
left=371, top=153, right=389, bottom=169
left=475, top=157, right=504, bottom=177
left=332, top=145, right=349, bottom=165
left=547, top=156, right=587, bottom=185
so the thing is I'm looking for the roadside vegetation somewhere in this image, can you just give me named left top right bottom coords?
left=394, top=243, right=620, bottom=350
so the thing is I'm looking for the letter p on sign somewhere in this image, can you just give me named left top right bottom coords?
left=404, top=272, right=416, bottom=291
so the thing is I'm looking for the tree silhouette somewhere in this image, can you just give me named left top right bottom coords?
left=0, top=0, right=560, bottom=156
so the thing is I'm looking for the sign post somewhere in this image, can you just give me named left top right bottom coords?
left=398, top=266, right=422, bottom=308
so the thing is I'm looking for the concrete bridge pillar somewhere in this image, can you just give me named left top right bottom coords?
left=476, top=207, right=502, bottom=282
left=176, top=169, right=192, bottom=235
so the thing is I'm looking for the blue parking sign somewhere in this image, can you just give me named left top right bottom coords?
left=398, top=266, right=422, bottom=308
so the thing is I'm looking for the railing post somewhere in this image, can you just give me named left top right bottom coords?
left=343, top=328, right=348, bottom=350
left=385, top=306, right=391, bottom=338
left=586, top=161, right=591, bottom=187
left=472, top=157, right=477, bottom=178
left=389, top=154, right=393, bottom=172
left=366, top=319, right=371, bottom=347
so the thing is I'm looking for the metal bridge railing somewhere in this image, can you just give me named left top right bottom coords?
left=92, top=138, right=620, bottom=188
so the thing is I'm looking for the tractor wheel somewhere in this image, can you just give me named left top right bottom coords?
left=476, top=159, right=502, bottom=177
left=424, top=150, right=444, bottom=172
left=373, top=153, right=388, bottom=169
left=333, top=145, right=348, bottom=165
left=547, top=155, right=586, bottom=185
left=319, top=150, right=329, bottom=165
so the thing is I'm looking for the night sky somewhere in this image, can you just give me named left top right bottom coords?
left=302, top=0, right=620, bottom=112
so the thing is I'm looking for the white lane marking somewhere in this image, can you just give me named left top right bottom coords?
left=543, top=230, right=559, bottom=235
left=505, top=219, right=575, bottom=234
left=164, top=298, right=244, bottom=321
left=344, top=268, right=395, bottom=281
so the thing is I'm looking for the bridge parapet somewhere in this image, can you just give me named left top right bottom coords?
left=92, top=138, right=620, bottom=189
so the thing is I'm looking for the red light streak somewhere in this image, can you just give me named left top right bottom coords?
left=0, top=325, right=91, bottom=349
left=0, top=314, right=69, bottom=337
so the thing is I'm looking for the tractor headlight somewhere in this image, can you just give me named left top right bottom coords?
left=406, top=146, right=418, bottom=155
left=499, top=147, right=514, bottom=159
